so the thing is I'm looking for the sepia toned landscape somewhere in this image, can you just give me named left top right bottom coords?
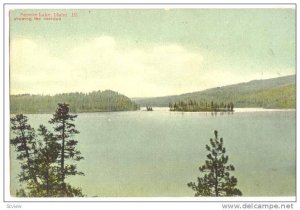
left=9, top=8, right=295, bottom=197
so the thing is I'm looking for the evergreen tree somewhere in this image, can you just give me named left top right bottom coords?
left=49, top=103, right=84, bottom=196
left=11, top=108, right=84, bottom=197
left=36, top=125, right=60, bottom=196
left=230, top=102, right=234, bottom=112
left=188, top=130, right=242, bottom=196
left=10, top=114, right=39, bottom=193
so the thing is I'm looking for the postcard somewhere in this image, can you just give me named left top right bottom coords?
left=2, top=2, right=297, bottom=210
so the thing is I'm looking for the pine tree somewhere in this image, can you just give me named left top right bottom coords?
left=11, top=108, right=84, bottom=197
left=10, top=114, right=39, bottom=193
left=187, top=130, right=242, bottom=196
left=36, top=125, right=60, bottom=196
left=49, top=103, right=84, bottom=196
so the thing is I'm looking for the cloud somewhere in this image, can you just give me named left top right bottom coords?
left=11, top=36, right=203, bottom=97
left=10, top=38, right=71, bottom=92
left=10, top=36, right=294, bottom=97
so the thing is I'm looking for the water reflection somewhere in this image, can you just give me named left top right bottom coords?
left=211, top=111, right=234, bottom=117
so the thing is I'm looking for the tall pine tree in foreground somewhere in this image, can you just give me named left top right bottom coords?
left=36, top=125, right=60, bottom=196
left=188, top=130, right=242, bottom=196
left=10, top=114, right=40, bottom=195
left=11, top=104, right=84, bottom=197
left=49, top=103, right=84, bottom=196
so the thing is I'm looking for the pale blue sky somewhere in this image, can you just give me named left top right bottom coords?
left=10, top=9, right=295, bottom=97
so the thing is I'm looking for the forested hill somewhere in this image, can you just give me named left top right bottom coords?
left=11, top=90, right=139, bottom=114
left=133, top=75, right=296, bottom=109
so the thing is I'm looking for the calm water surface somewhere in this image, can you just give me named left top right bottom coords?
left=10, top=108, right=296, bottom=197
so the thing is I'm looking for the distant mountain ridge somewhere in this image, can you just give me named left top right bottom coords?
left=10, top=75, right=296, bottom=114
left=133, top=75, right=296, bottom=109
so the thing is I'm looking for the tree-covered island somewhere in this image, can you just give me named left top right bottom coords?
left=169, top=100, right=234, bottom=112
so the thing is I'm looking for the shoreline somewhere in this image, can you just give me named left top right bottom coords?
left=10, top=107, right=296, bottom=115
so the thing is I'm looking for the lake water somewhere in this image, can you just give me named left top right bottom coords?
left=10, top=108, right=296, bottom=197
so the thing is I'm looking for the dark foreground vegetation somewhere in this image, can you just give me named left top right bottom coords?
left=188, top=130, right=242, bottom=196
left=11, top=90, right=139, bottom=114
left=11, top=103, right=84, bottom=197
